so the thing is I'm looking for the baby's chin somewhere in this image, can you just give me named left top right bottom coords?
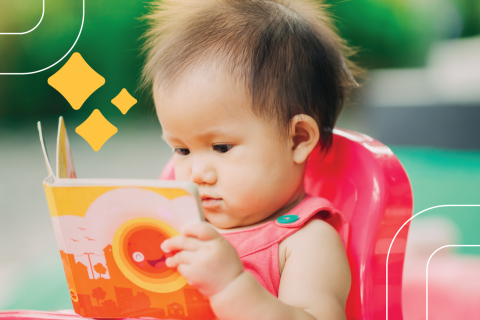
left=204, top=211, right=264, bottom=230
left=204, top=213, right=241, bottom=230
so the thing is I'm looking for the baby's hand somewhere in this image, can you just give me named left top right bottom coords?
left=161, top=222, right=243, bottom=297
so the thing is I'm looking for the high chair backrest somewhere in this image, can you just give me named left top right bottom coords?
left=159, top=128, right=413, bottom=320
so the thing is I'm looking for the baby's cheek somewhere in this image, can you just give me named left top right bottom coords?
left=173, top=161, right=191, bottom=181
left=222, top=165, right=254, bottom=196
left=231, top=162, right=296, bottom=213
left=223, top=168, right=273, bottom=212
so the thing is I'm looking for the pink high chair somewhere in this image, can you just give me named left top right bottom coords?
left=0, top=128, right=412, bottom=320
left=160, top=128, right=413, bottom=320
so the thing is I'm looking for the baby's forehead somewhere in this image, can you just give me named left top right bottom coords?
left=155, top=70, right=283, bottom=142
left=154, top=69, right=258, bottom=127
left=154, top=61, right=247, bottom=101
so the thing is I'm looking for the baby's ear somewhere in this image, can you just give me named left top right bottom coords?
left=289, top=115, right=320, bottom=164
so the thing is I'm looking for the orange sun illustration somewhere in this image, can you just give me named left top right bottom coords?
left=69, top=288, right=78, bottom=302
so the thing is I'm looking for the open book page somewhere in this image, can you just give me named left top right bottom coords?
left=37, top=121, right=54, bottom=179
left=56, top=117, right=77, bottom=179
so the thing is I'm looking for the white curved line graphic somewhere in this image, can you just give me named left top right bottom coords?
left=426, top=245, right=480, bottom=320
left=0, top=0, right=84, bottom=75
left=0, top=0, right=45, bottom=35
left=386, top=204, right=480, bottom=320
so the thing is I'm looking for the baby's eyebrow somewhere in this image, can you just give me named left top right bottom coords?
left=162, top=133, right=186, bottom=145
left=162, top=129, right=238, bottom=145
left=195, top=129, right=236, bottom=139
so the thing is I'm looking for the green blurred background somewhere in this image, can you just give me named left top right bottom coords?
left=1, top=0, right=479, bottom=313
left=1, top=0, right=479, bottom=119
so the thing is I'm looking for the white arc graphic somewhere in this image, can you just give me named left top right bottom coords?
left=0, top=0, right=84, bottom=75
left=0, top=0, right=45, bottom=35
left=386, top=204, right=480, bottom=320
left=426, top=244, right=480, bottom=320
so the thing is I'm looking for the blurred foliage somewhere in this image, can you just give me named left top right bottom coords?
left=457, top=0, right=480, bottom=36
left=326, top=0, right=469, bottom=68
left=0, top=0, right=479, bottom=118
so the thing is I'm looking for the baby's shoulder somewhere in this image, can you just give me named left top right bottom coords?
left=279, top=217, right=346, bottom=273
left=282, top=217, right=344, bottom=251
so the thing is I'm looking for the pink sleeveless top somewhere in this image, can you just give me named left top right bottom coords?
left=222, top=195, right=349, bottom=297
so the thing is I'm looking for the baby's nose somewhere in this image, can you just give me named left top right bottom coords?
left=191, top=164, right=217, bottom=185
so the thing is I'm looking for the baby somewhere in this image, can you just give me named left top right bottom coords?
left=141, top=0, right=359, bottom=319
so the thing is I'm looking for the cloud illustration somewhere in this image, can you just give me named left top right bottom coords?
left=51, top=188, right=201, bottom=256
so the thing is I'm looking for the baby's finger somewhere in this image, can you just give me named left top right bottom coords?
left=176, top=265, right=206, bottom=291
left=176, top=264, right=193, bottom=281
left=166, top=250, right=195, bottom=268
left=183, top=222, right=220, bottom=241
left=161, top=236, right=201, bottom=253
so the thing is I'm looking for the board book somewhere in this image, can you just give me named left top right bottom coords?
left=38, top=118, right=216, bottom=319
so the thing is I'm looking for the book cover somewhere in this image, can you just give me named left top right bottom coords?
left=38, top=118, right=216, bottom=319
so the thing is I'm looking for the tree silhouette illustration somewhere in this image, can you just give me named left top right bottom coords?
left=94, top=263, right=107, bottom=278
left=135, top=292, right=151, bottom=309
left=101, top=299, right=118, bottom=313
left=92, top=287, right=106, bottom=307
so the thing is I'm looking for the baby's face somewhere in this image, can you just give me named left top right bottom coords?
left=155, top=68, right=305, bottom=229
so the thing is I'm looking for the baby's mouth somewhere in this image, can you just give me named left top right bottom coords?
left=201, top=196, right=223, bottom=208
left=147, top=256, right=166, bottom=268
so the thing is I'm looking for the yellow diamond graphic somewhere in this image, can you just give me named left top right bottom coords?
left=111, top=88, right=137, bottom=114
left=75, top=109, right=117, bottom=151
left=48, top=52, right=105, bottom=110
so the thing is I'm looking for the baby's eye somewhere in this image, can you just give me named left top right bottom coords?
left=213, top=144, right=233, bottom=153
left=174, top=148, right=190, bottom=156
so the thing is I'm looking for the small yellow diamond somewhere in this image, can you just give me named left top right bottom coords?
left=75, top=110, right=117, bottom=151
left=111, top=88, right=137, bottom=114
left=48, top=52, right=105, bottom=110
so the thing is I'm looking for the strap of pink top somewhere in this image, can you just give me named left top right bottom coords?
left=223, top=195, right=349, bottom=258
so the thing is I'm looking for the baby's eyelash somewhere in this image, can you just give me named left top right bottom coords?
left=213, top=144, right=233, bottom=153
left=174, top=148, right=190, bottom=156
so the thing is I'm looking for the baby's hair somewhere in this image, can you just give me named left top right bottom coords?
left=141, top=0, right=360, bottom=150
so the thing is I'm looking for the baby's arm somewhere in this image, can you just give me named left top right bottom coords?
left=162, top=220, right=350, bottom=320
left=277, top=219, right=351, bottom=319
